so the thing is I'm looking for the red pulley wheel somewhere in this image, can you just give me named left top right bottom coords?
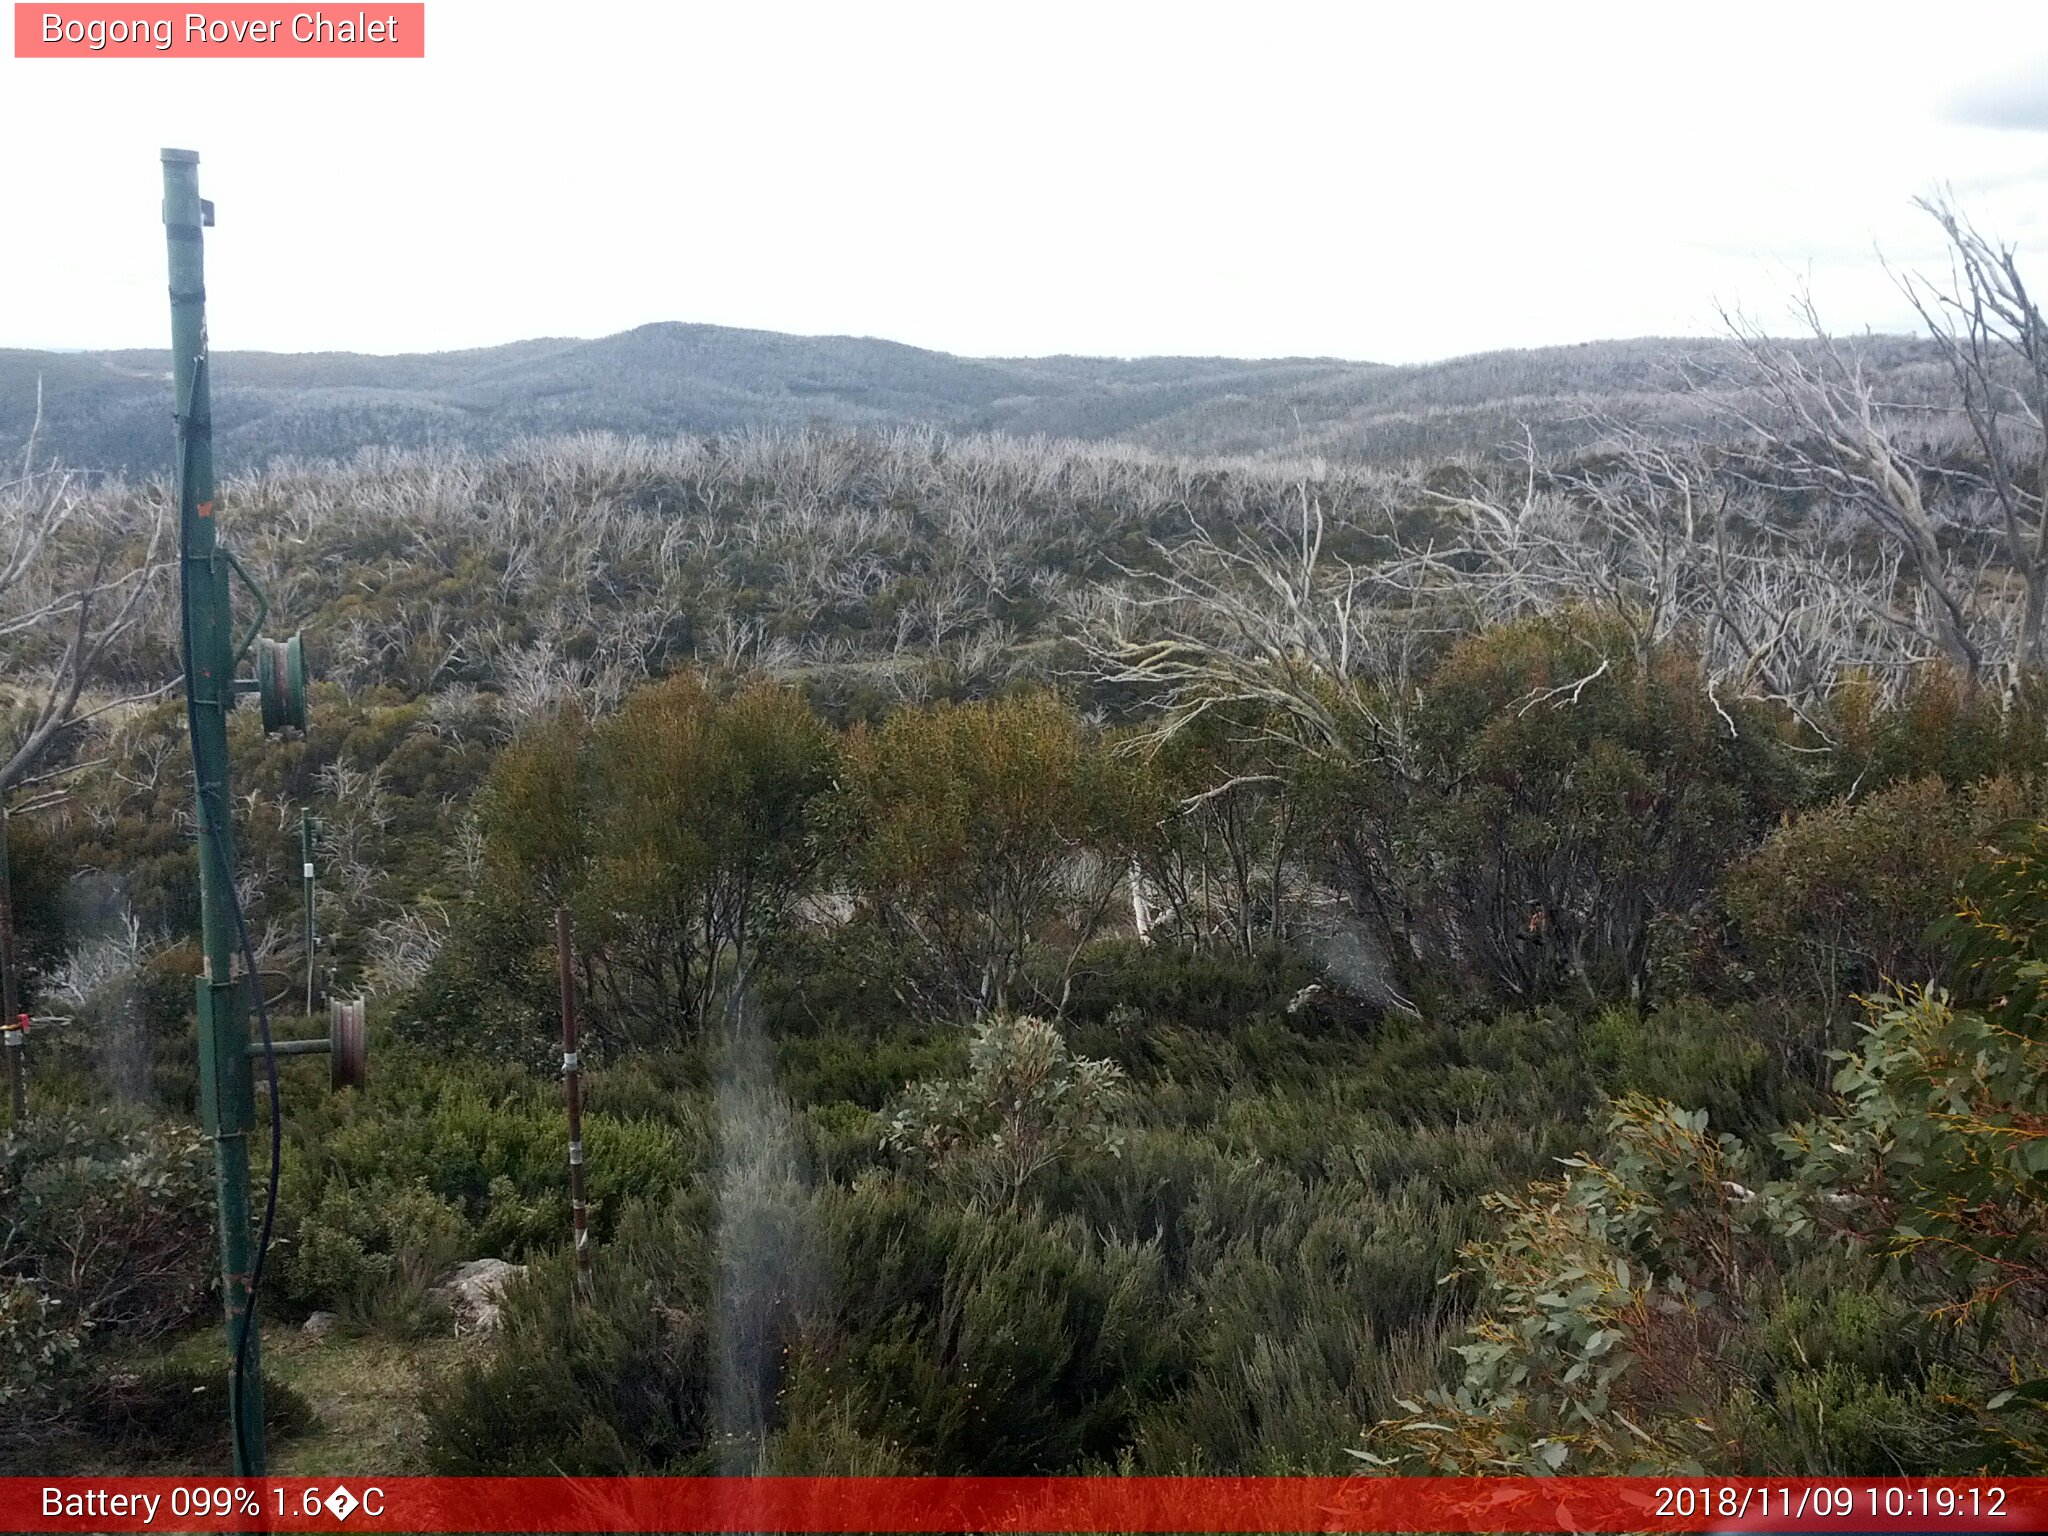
left=328, top=997, right=367, bottom=1090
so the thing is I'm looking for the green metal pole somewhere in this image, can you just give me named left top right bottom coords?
left=163, top=147, right=265, bottom=1477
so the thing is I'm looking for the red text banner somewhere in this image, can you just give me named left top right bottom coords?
left=2, top=1476, right=2045, bottom=1533
left=13, top=5, right=424, bottom=58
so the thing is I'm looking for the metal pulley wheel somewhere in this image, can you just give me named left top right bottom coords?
left=257, top=633, right=308, bottom=734
left=328, top=996, right=367, bottom=1090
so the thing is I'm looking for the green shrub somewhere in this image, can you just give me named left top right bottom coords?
left=1365, top=1095, right=1795, bottom=1474
left=397, top=889, right=558, bottom=1072
left=0, top=1111, right=215, bottom=1448
left=775, top=1026, right=958, bottom=1113
left=1713, top=1259, right=1987, bottom=1474
left=432, top=1173, right=1182, bottom=1476
left=277, top=1178, right=468, bottom=1332
left=1367, top=1083, right=2010, bottom=1476
left=2, top=812, right=73, bottom=1000
left=1825, top=666, right=2048, bottom=795
left=1584, top=995, right=1806, bottom=1140
left=819, top=1178, right=1178, bottom=1473
left=427, top=1195, right=718, bottom=1474
left=276, top=1048, right=690, bottom=1315
left=0, top=1286, right=85, bottom=1449
left=844, top=691, right=1143, bottom=1014
left=1341, top=1008, right=1590, bottom=1126
left=1129, top=1179, right=1463, bottom=1472
left=757, top=1374, right=919, bottom=1474
left=1724, top=775, right=2035, bottom=1025
left=479, top=674, right=840, bottom=1043
left=0, top=1110, right=213, bottom=1342
left=1120, top=709, right=1307, bottom=953
left=1322, top=613, right=1793, bottom=1004
left=1061, top=940, right=1342, bottom=1090
left=1777, top=983, right=2048, bottom=1329
left=881, top=1015, right=1128, bottom=1212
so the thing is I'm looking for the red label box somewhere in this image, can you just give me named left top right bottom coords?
left=3, top=1476, right=2047, bottom=1533
left=13, top=4, right=425, bottom=57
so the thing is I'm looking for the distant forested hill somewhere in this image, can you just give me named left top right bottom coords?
left=0, top=322, right=1943, bottom=475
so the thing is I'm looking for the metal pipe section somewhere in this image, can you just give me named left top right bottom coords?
left=164, top=146, right=266, bottom=1476
left=248, top=1037, right=332, bottom=1058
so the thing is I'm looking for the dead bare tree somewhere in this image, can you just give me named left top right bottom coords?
left=1718, top=295, right=1988, bottom=683
left=0, top=387, right=169, bottom=1056
left=1894, top=190, right=2048, bottom=670
left=0, top=395, right=170, bottom=795
left=1080, top=485, right=1416, bottom=764
left=363, top=899, right=450, bottom=997
left=1390, top=426, right=1923, bottom=725
left=0, top=391, right=170, bottom=1119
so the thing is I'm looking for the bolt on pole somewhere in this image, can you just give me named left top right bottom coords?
left=164, top=146, right=266, bottom=1476
left=556, top=907, right=594, bottom=1302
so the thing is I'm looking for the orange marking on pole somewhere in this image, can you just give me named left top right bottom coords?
left=198, top=501, right=214, bottom=518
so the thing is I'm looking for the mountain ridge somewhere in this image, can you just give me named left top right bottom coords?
left=0, top=321, right=1935, bottom=475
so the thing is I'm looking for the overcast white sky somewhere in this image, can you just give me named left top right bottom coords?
left=5, top=0, right=2048, bottom=363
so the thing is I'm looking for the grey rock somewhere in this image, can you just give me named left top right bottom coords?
left=429, top=1257, right=528, bottom=1336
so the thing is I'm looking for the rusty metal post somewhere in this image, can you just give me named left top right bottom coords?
left=301, top=810, right=317, bottom=1019
left=556, top=907, right=593, bottom=1301
left=0, top=801, right=23, bottom=1128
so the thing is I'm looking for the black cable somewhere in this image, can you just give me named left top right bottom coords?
left=176, top=366, right=283, bottom=1474
left=181, top=700, right=284, bottom=1478
left=207, top=807, right=283, bottom=1472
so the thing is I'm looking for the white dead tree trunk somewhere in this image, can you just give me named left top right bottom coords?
left=1719, top=297, right=1985, bottom=681
left=1896, top=191, right=2048, bottom=674
left=1081, top=485, right=1412, bottom=762
left=1396, top=426, right=1920, bottom=721
left=0, top=394, right=171, bottom=795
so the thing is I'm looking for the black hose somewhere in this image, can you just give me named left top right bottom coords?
left=177, top=375, right=283, bottom=1474
left=208, top=807, right=283, bottom=1473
